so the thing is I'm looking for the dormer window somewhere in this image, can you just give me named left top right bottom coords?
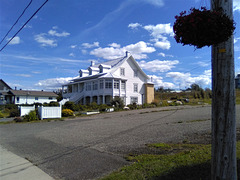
left=99, top=66, right=103, bottom=73
left=89, top=69, right=92, bottom=75
left=99, top=64, right=111, bottom=73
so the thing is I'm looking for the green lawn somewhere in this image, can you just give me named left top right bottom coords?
left=101, top=142, right=240, bottom=180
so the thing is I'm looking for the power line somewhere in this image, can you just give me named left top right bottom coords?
left=0, top=0, right=49, bottom=52
left=0, top=0, right=33, bottom=45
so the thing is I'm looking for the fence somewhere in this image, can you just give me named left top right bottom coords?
left=19, top=105, right=35, bottom=116
left=38, top=106, right=62, bottom=120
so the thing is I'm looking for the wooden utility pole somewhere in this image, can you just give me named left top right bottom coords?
left=211, top=0, right=237, bottom=179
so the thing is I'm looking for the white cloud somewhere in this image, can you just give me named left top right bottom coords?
left=90, top=47, right=124, bottom=60
left=154, top=40, right=171, bottom=50
left=149, top=75, right=175, bottom=89
left=128, top=23, right=173, bottom=50
left=166, top=70, right=211, bottom=89
left=143, top=23, right=174, bottom=39
left=124, top=41, right=155, bottom=58
left=108, top=43, right=121, bottom=48
left=8, top=36, right=20, bottom=45
left=158, top=52, right=173, bottom=57
left=70, top=45, right=77, bottom=49
left=69, top=53, right=75, bottom=57
left=81, top=49, right=88, bottom=54
left=141, top=0, right=164, bottom=7
left=35, top=77, right=76, bottom=90
left=16, top=73, right=31, bottom=77
left=234, top=37, right=240, bottom=44
left=139, top=60, right=179, bottom=72
left=82, top=42, right=99, bottom=48
left=128, top=23, right=142, bottom=29
left=196, top=61, right=210, bottom=67
left=233, top=0, right=240, bottom=12
left=35, top=27, right=70, bottom=47
left=48, top=29, right=70, bottom=37
left=34, top=33, right=57, bottom=47
left=90, top=41, right=155, bottom=60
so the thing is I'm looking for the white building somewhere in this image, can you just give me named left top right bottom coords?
left=62, top=52, right=154, bottom=105
left=9, top=90, right=58, bottom=104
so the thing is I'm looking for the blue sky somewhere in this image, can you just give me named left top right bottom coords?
left=0, top=0, right=240, bottom=91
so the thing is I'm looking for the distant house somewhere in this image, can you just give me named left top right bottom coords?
left=62, top=52, right=154, bottom=105
left=236, top=74, right=240, bottom=89
left=0, top=79, right=58, bottom=105
left=8, top=90, right=58, bottom=104
left=0, top=79, right=12, bottom=104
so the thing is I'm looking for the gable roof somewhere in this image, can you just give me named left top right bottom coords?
left=9, top=90, right=58, bottom=97
left=68, top=52, right=149, bottom=84
left=0, top=79, right=12, bottom=90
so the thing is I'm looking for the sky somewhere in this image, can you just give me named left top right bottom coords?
left=0, top=0, right=240, bottom=91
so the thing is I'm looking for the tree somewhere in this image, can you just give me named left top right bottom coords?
left=211, top=0, right=237, bottom=179
left=190, top=83, right=202, bottom=91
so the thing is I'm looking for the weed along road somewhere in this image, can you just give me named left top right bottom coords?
left=0, top=105, right=240, bottom=179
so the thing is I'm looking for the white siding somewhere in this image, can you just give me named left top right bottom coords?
left=113, top=57, right=147, bottom=105
left=15, top=96, right=57, bottom=104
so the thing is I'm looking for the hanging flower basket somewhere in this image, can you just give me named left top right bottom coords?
left=173, top=7, right=235, bottom=49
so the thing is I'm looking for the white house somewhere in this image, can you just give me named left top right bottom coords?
left=9, top=90, right=58, bottom=104
left=62, top=52, right=154, bottom=105
left=0, top=79, right=58, bottom=105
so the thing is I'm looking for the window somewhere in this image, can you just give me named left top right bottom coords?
left=49, top=97, right=53, bottom=100
left=35, top=97, right=38, bottom=100
left=130, top=97, right=138, bottom=104
left=133, top=83, right=138, bottom=93
left=114, top=80, right=119, bottom=89
left=105, top=80, right=112, bottom=89
left=86, top=82, right=92, bottom=91
left=93, top=81, right=98, bottom=90
left=120, top=68, right=125, bottom=76
left=99, top=80, right=104, bottom=89
left=121, top=81, right=126, bottom=90
left=134, top=70, right=138, bottom=77
left=16, top=97, right=20, bottom=103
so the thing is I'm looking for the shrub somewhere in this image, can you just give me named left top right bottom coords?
left=0, top=111, right=4, bottom=118
left=4, top=104, right=18, bottom=111
left=62, top=109, right=74, bottom=117
left=98, top=104, right=109, bottom=112
left=111, top=97, right=124, bottom=109
left=77, top=104, right=87, bottom=111
left=23, top=110, right=38, bottom=122
left=48, top=101, right=60, bottom=106
left=9, top=109, right=20, bottom=117
left=88, top=102, right=99, bottom=110
left=128, top=103, right=138, bottom=110
left=63, top=101, right=76, bottom=111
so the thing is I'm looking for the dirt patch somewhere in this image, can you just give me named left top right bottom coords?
left=123, top=128, right=240, bottom=157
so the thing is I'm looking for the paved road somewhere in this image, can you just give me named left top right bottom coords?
left=0, top=105, right=239, bottom=179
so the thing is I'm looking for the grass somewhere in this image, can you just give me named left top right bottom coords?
left=101, top=142, right=240, bottom=180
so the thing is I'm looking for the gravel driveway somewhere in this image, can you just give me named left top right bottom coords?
left=0, top=105, right=239, bottom=179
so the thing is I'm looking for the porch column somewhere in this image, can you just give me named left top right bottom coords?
left=97, top=96, right=100, bottom=104
left=102, top=95, right=105, bottom=104
left=83, top=96, right=86, bottom=105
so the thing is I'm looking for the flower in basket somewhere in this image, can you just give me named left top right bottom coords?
left=173, top=7, right=235, bottom=49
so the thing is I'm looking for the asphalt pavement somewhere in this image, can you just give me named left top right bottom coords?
left=0, top=105, right=239, bottom=179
